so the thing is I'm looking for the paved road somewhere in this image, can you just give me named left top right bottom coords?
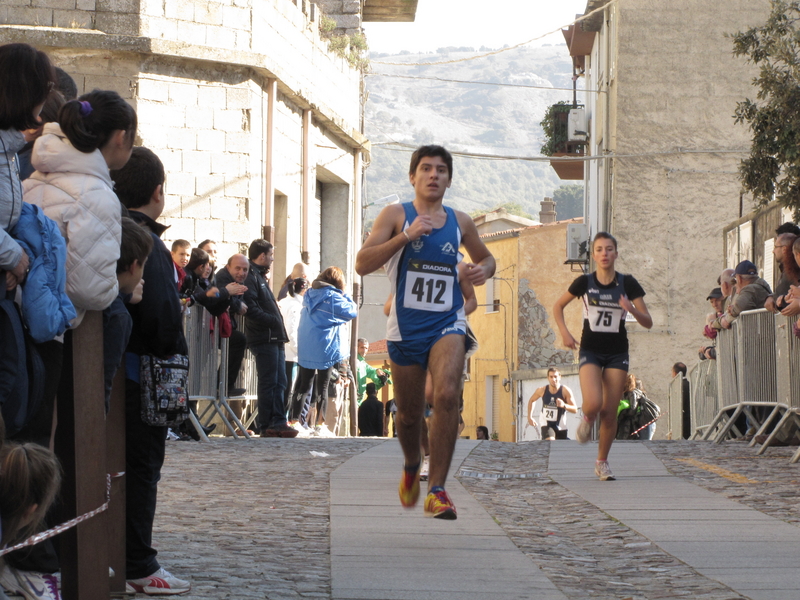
left=151, top=438, right=800, bottom=600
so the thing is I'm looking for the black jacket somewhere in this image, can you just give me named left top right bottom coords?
left=181, top=268, right=231, bottom=317
left=125, top=211, right=188, bottom=358
left=242, top=261, right=287, bottom=345
left=215, top=265, right=244, bottom=328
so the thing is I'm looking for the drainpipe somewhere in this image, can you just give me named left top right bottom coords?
left=349, top=149, right=363, bottom=437
left=301, top=109, right=311, bottom=264
left=262, top=78, right=276, bottom=245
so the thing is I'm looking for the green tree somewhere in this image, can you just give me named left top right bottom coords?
left=732, top=0, right=800, bottom=219
left=552, top=184, right=584, bottom=220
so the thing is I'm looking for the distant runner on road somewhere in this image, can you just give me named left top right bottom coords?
left=356, top=145, right=495, bottom=519
left=554, top=232, right=652, bottom=480
left=527, top=367, right=577, bottom=440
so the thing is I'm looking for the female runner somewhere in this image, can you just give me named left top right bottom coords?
left=553, top=232, right=652, bottom=480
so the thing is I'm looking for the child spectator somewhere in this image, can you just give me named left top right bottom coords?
left=0, top=441, right=62, bottom=600
left=170, top=239, right=190, bottom=290
left=110, top=146, right=191, bottom=594
left=23, top=88, right=137, bottom=326
left=278, top=277, right=309, bottom=417
left=103, top=217, right=152, bottom=408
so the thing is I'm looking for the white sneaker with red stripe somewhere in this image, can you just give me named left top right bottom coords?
left=126, top=567, right=190, bottom=595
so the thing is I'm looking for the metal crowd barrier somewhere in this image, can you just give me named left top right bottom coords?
left=182, top=306, right=256, bottom=440
left=688, top=359, right=718, bottom=439
left=695, top=309, right=800, bottom=462
left=666, top=374, right=684, bottom=439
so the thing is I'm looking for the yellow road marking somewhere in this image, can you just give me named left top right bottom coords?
left=675, top=458, right=760, bottom=484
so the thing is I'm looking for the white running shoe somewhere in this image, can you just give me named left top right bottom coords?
left=576, top=416, right=593, bottom=444
left=419, top=455, right=430, bottom=482
left=595, top=460, right=616, bottom=481
left=0, top=567, right=60, bottom=600
left=126, top=567, right=191, bottom=596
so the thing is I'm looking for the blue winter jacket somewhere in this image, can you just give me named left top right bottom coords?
left=297, top=281, right=357, bottom=370
left=11, top=202, right=76, bottom=342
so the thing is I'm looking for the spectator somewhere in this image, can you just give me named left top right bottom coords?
left=278, top=277, right=309, bottom=416
left=476, top=426, right=489, bottom=440
left=242, top=239, right=298, bottom=438
left=110, top=146, right=192, bottom=594
left=356, top=338, right=387, bottom=406
left=179, top=247, right=222, bottom=308
left=17, top=89, right=65, bottom=181
left=720, top=260, right=772, bottom=329
left=214, top=254, right=249, bottom=399
left=358, top=382, right=384, bottom=436
left=783, top=237, right=800, bottom=317
left=277, top=262, right=308, bottom=300
left=326, top=359, right=353, bottom=437
left=290, top=266, right=358, bottom=435
left=384, top=398, right=397, bottom=437
left=24, top=88, right=137, bottom=326
left=103, top=217, right=151, bottom=409
left=170, top=239, right=190, bottom=290
left=0, top=442, right=62, bottom=599
left=766, top=233, right=800, bottom=313
left=197, top=239, right=217, bottom=279
left=699, top=288, right=724, bottom=360
left=0, top=43, right=54, bottom=297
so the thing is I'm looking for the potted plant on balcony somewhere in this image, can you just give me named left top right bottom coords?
left=541, top=101, right=584, bottom=180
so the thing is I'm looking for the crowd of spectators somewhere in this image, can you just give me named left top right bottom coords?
left=0, top=41, right=394, bottom=599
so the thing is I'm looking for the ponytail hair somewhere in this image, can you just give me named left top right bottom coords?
left=288, top=277, right=310, bottom=297
left=0, top=443, right=61, bottom=547
left=58, top=89, right=137, bottom=153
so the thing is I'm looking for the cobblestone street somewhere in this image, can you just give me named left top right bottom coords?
left=152, top=438, right=800, bottom=600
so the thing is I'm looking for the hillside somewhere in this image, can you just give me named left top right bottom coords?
left=363, top=44, right=585, bottom=221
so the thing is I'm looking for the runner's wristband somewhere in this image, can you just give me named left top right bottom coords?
left=403, top=230, right=411, bottom=242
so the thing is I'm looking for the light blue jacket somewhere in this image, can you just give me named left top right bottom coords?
left=12, top=202, right=76, bottom=342
left=297, top=281, right=357, bottom=370
left=0, top=128, right=25, bottom=272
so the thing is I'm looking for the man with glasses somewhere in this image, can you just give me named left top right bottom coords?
left=765, top=232, right=800, bottom=313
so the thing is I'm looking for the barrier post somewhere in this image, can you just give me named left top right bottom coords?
left=56, top=311, right=109, bottom=600
left=107, top=368, right=127, bottom=592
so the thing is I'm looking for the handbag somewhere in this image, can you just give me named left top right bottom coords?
left=217, top=311, right=233, bottom=338
left=140, top=354, right=190, bottom=426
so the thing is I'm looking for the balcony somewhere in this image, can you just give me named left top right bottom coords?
left=541, top=102, right=585, bottom=180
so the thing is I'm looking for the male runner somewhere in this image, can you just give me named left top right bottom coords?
left=356, top=145, right=495, bottom=519
left=527, top=367, right=577, bottom=440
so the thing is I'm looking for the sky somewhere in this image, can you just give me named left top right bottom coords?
left=362, top=0, right=591, bottom=55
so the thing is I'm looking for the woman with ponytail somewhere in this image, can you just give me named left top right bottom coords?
left=23, top=88, right=137, bottom=326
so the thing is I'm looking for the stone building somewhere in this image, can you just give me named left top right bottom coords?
left=553, top=0, right=772, bottom=426
left=462, top=218, right=584, bottom=442
left=1, top=0, right=415, bottom=291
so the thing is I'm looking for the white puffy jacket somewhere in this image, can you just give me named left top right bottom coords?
left=23, top=123, right=120, bottom=326
left=278, top=292, right=304, bottom=362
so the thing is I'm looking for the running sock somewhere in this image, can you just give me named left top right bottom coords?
left=430, top=486, right=445, bottom=494
left=404, top=461, right=421, bottom=473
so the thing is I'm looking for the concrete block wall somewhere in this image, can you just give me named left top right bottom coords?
left=598, top=0, right=771, bottom=421
left=313, top=0, right=363, bottom=36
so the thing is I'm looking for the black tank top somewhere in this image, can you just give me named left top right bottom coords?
left=542, top=385, right=566, bottom=430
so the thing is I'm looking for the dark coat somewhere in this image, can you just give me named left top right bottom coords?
left=125, top=211, right=187, bottom=358
left=242, top=261, right=287, bottom=345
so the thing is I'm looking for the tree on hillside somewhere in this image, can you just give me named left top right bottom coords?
left=733, top=0, right=800, bottom=220
left=553, top=184, right=584, bottom=220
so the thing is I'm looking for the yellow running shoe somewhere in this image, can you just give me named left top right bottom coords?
left=424, top=488, right=457, bottom=520
left=398, top=461, right=422, bottom=508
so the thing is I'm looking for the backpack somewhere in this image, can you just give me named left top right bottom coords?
left=636, top=394, right=661, bottom=430
left=0, top=287, right=45, bottom=437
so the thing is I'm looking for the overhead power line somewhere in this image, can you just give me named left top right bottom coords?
left=365, top=72, right=598, bottom=93
left=370, top=1, right=617, bottom=68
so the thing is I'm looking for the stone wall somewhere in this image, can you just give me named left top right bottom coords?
left=313, top=0, right=363, bottom=35
left=517, top=278, right=574, bottom=369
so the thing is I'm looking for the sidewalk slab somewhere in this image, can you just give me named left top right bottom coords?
left=330, top=439, right=568, bottom=600
left=548, top=442, right=800, bottom=600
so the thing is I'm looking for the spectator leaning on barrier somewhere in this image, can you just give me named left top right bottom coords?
left=242, top=239, right=298, bottom=438
left=214, top=254, right=249, bottom=398
left=765, top=232, right=800, bottom=314
left=719, top=261, right=772, bottom=329
left=358, top=382, right=384, bottom=437
left=700, top=287, right=724, bottom=360
left=110, top=146, right=192, bottom=594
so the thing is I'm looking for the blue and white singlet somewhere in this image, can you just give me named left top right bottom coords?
left=385, top=202, right=466, bottom=341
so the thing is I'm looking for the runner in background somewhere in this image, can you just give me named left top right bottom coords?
left=527, top=367, right=577, bottom=440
